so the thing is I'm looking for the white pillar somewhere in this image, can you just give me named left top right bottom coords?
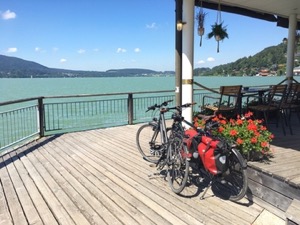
left=181, top=0, right=194, bottom=124
left=286, top=14, right=297, bottom=85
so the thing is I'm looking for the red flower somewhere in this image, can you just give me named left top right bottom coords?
left=247, top=123, right=257, bottom=131
left=236, top=138, right=244, bottom=145
left=218, top=127, right=224, bottom=132
left=236, top=119, right=243, bottom=125
left=220, top=120, right=227, bottom=125
left=261, top=126, right=267, bottom=131
left=261, top=142, right=268, bottom=148
left=230, top=129, right=238, bottom=136
left=251, top=137, right=257, bottom=143
left=245, top=111, right=253, bottom=118
left=253, top=131, right=260, bottom=137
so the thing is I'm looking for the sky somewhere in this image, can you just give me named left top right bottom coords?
left=0, top=0, right=289, bottom=72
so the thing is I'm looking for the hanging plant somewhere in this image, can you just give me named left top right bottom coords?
left=196, top=1, right=207, bottom=47
left=207, top=0, right=228, bottom=52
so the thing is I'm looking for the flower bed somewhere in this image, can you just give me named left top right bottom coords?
left=194, top=111, right=274, bottom=161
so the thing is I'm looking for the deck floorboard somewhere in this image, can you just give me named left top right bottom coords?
left=2, top=120, right=300, bottom=224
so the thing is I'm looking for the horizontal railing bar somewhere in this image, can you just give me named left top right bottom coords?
left=42, top=90, right=176, bottom=99
left=0, top=97, right=43, bottom=106
left=0, top=104, right=37, bottom=114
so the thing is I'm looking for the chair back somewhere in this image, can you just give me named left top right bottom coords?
left=218, top=85, right=242, bottom=109
left=267, top=84, right=287, bottom=108
left=286, top=83, right=300, bottom=104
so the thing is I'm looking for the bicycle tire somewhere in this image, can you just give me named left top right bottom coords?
left=167, top=137, right=190, bottom=194
left=136, top=123, right=163, bottom=163
left=219, top=148, right=248, bottom=201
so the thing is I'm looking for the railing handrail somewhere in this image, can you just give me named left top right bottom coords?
left=0, top=96, right=44, bottom=106
left=0, top=90, right=178, bottom=106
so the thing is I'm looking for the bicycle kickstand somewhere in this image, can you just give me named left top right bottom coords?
left=200, top=180, right=212, bottom=200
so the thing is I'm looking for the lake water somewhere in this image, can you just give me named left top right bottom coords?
left=0, top=76, right=299, bottom=102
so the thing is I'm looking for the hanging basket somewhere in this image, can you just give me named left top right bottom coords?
left=196, top=3, right=207, bottom=47
left=207, top=0, right=229, bottom=52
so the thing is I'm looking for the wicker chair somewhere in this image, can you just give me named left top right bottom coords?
left=202, top=85, right=242, bottom=118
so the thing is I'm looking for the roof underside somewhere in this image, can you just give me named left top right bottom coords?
left=196, top=0, right=300, bottom=29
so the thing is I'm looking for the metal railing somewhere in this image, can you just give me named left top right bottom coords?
left=0, top=89, right=211, bottom=152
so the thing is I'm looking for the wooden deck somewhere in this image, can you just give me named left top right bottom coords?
left=1, top=120, right=300, bottom=225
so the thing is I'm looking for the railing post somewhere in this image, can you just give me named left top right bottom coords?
left=128, top=93, right=134, bottom=125
left=38, top=97, right=45, bottom=137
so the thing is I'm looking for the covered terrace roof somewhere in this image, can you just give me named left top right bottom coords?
left=196, top=0, right=300, bottom=29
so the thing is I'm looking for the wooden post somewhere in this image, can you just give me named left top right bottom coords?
left=38, top=97, right=45, bottom=137
left=128, top=93, right=133, bottom=125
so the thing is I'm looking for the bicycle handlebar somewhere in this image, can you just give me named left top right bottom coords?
left=146, top=100, right=173, bottom=112
left=161, top=102, right=197, bottom=113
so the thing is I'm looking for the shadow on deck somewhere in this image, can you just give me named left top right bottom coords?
left=1, top=117, right=300, bottom=224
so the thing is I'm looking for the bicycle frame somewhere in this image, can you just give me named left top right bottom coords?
left=148, top=109, right=169, bottom=151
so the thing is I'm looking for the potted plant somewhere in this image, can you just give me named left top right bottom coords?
left=207, top=22, right=228, bottom=52
left=207, top=0, right=229, bottom=53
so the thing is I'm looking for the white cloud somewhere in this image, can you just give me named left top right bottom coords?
left=52, top=47, right=59, bottom=52
left=77, top=49, right=86, bottom=54
left=60, top=58, right=67, bottom=63
left=207, top=57, right=215, bottom=62
left=35, top=47, right=41, bottom=52
left=1, top=10, right=16, bottom=20
left=134, top=48, right=141, bottom=53
left=117, top=48, right=126, bottom=53
left=197, top=60, right=205, bottom=64
left=146, top=22, right=157, bottom=29
left=6, top=47, right=17, bottom=53
left=93, top=48, right=99, bottom=52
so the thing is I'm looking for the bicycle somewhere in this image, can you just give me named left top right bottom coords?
left=136, top=100, right=173, bottom=164
left=136, top=100, right=195, bottom=194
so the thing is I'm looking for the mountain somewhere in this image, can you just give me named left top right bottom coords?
left=194, top=43, right=298, bottom=76
left=1, top=42, right=297, bottom=78
left=0, top=55, right=174, bottom=78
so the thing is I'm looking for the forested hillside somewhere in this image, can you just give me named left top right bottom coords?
left=195, top=43, right=297, bottom=76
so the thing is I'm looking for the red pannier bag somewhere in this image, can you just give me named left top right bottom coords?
left=184, top=129, right=198, bottom=149
left=197, top=136, right=228, bottom=175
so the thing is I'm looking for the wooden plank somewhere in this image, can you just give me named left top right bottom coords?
left=247, top=167, right=300, bottom=200
left=46, top=140, right=157, bottom=225
left=0, top=154, right=28, bottom=225
left=23, top=145, right=91, bottom=225
left=286, top=199, right=300, bottom=225
left=248, top=179, right=292, bottom=211
left=0, top=178, right=13, bottom=225
left=55, top=135, right=192, bottom=225
left=4, top=150, right=43, bottom=225
left=8, top=149, right=59, bottom=225
left=14, top=146, right=77, bottom=225
left=35, top=143, right=122, bottom=225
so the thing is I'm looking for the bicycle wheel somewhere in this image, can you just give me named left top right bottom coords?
left=136, top=123, right=163, bottom=163
left=167, top=137, right=190, bottom=194
left=219, top=148, right=248, bottom=201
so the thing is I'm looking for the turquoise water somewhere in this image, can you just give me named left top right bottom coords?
left=0, top=76, right=298, bottom=102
